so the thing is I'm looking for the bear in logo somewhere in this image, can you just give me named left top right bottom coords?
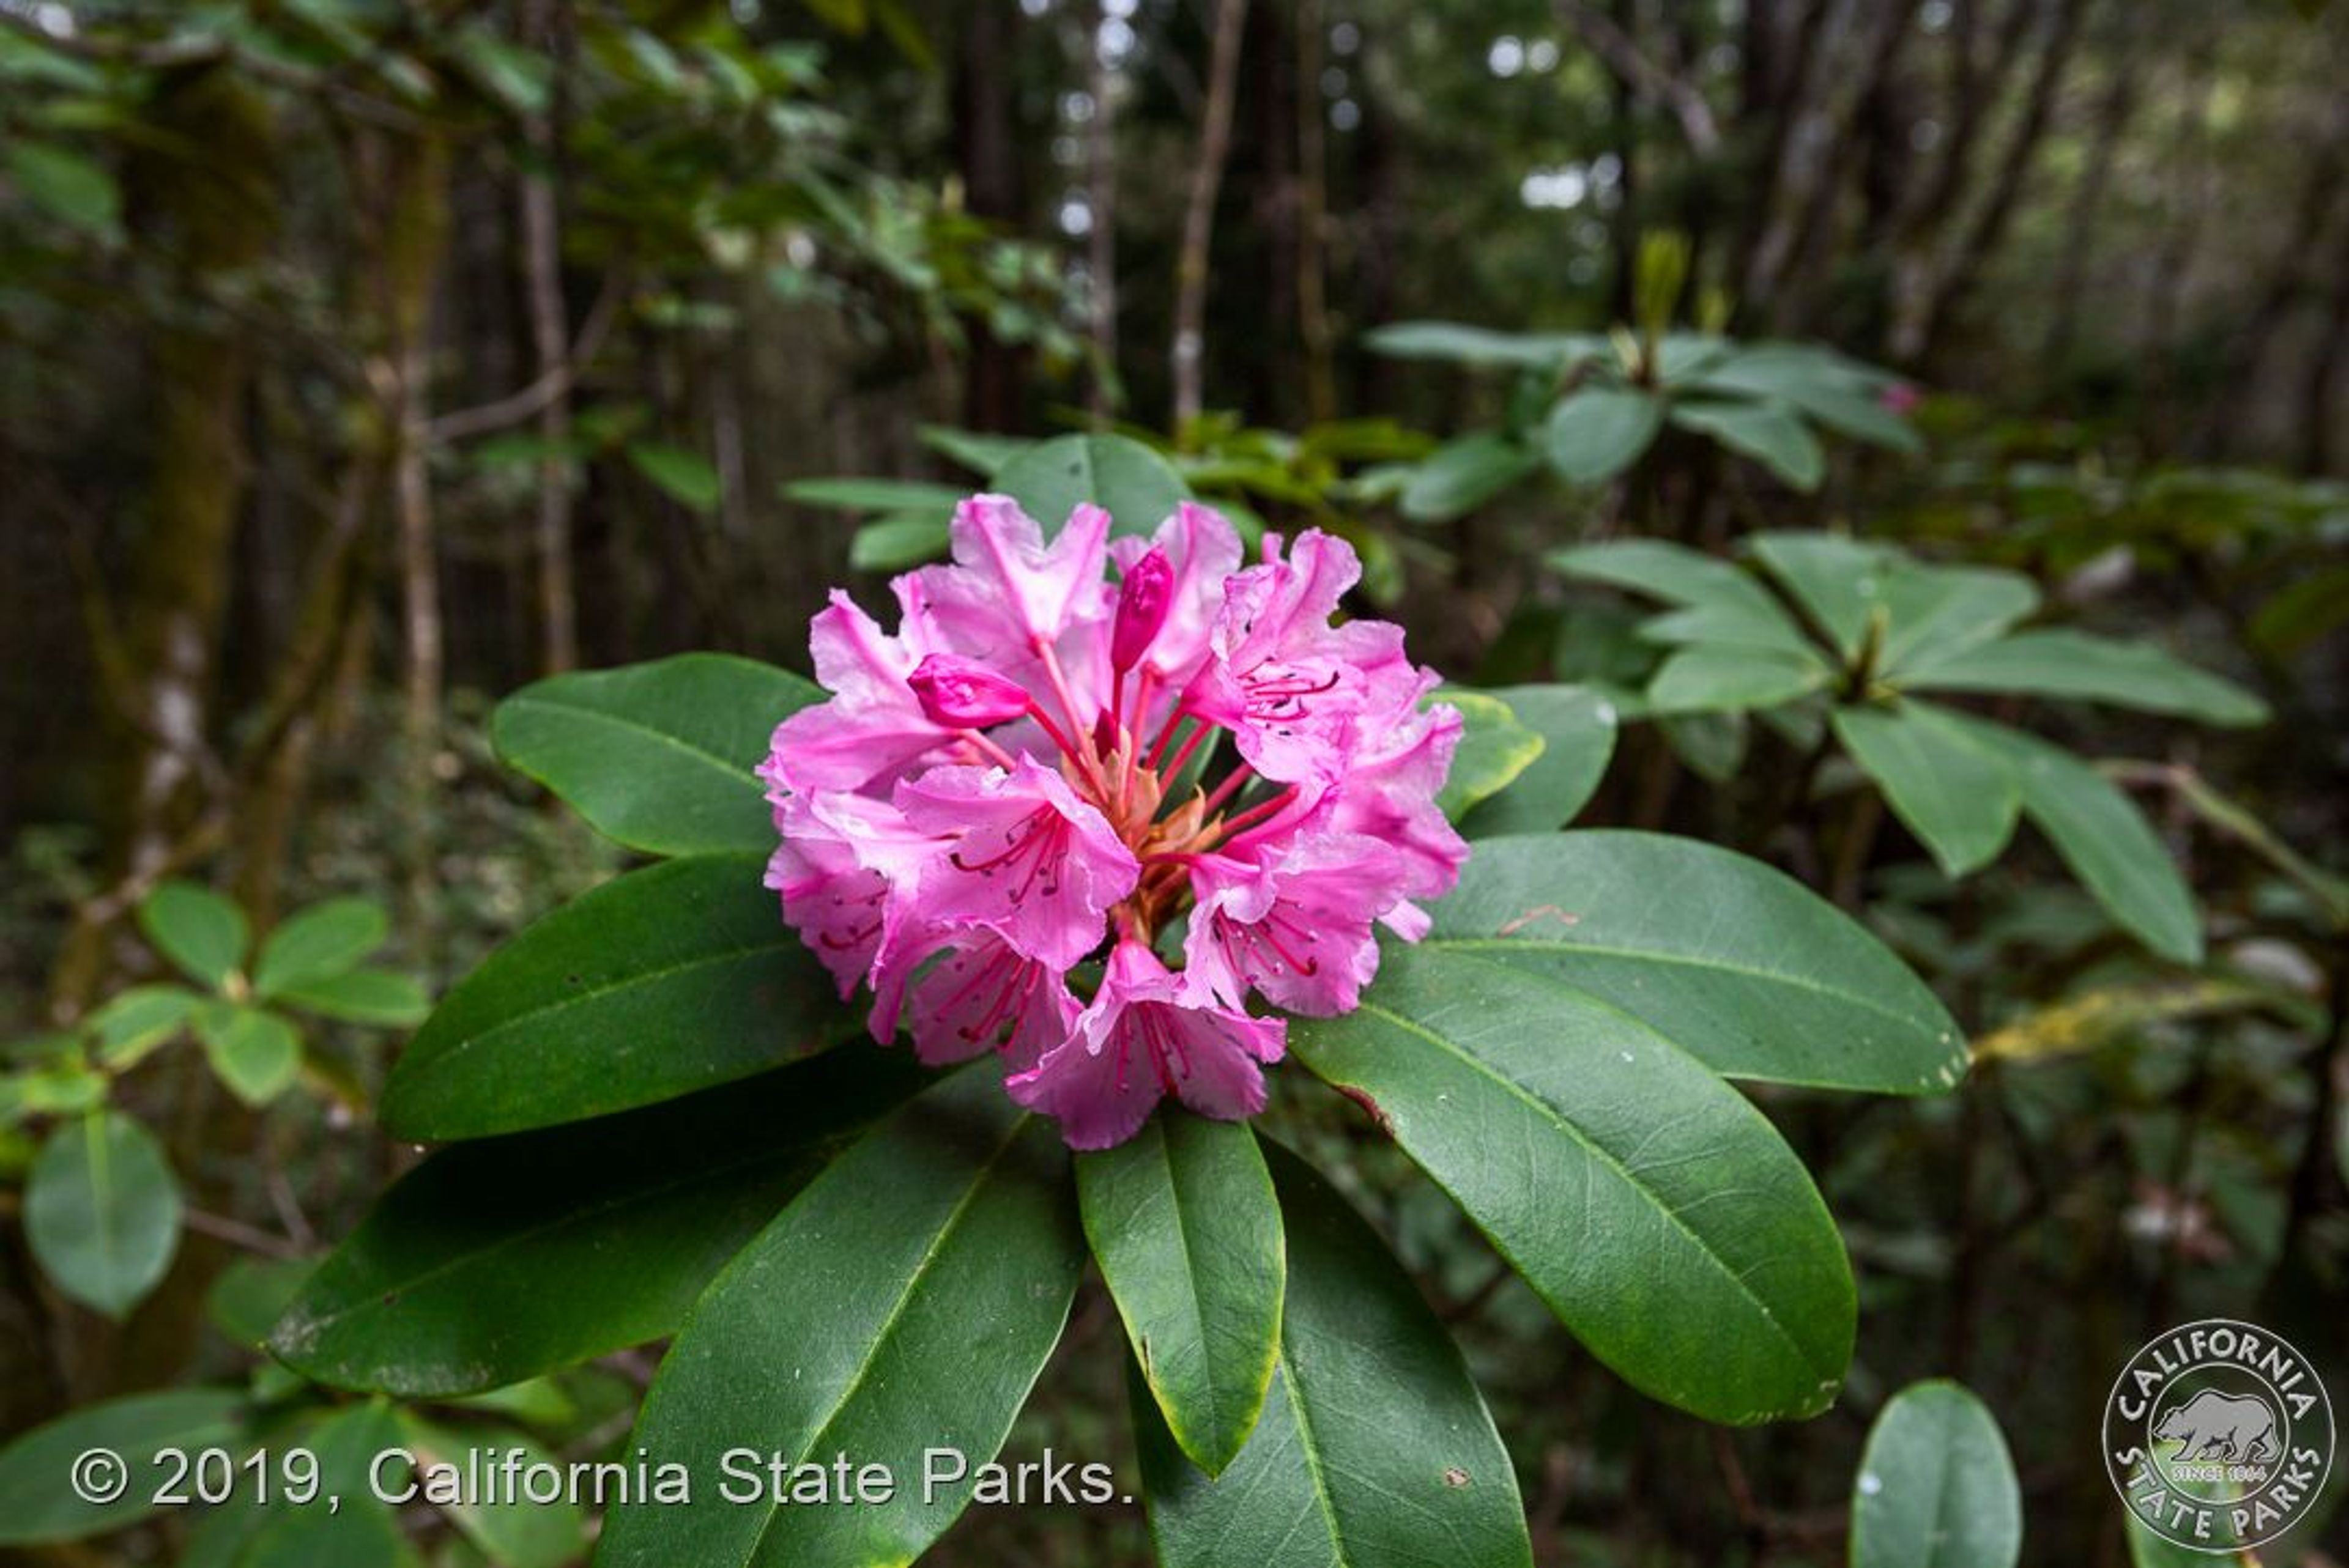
left=2154, top=1390, right=2280, bottom=1465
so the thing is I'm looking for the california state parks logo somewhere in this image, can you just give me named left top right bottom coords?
left=2104, top=1318, right=2335, bottom=1551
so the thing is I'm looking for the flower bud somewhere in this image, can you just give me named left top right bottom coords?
left=908, top=654, right=1031, bottom=730
left=1111, top=549, right=1174, bottom=672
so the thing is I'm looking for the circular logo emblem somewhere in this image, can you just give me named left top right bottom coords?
left=2104, top=1318, right=2334, bottom=1552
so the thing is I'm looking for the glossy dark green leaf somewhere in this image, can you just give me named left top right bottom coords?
left=1293, top=950, right=1854, bottom=1422
left=1138, top=1142, right=1531, bottom=1568
left=275, top=1049, right=930, bottom=1396
left=990, top=432, right=1189, bottom=537
left=1945, top=717, right=2202, bottom=963
left=1433, top=689, right=1545, bottom=820
left=1458, top=684, right=1619, bottom=837
left=0, top=1389, right=246, bottom=1545
left=1850, top=1380, right=2022, bottom=1568
left=1543, top=385, right=1664, bottom=485
left=1901, top=629, right=2269, bottom=727
left=492, top=653, right=820, bottom=857
left=275, top=968, right=431, bottom=1027
left=1669, top=399, right=1825, bottom=490
left=1400, top=432, right=1540, bottom=521
left=1649, top=645, right=1831, bottom=714
left=138, top=881, right=248, bottom=991
left=384, top=854, right=849, bottom=1139
left=252, top=898, right=388, bottom=998
left=1079, top=1113, right=1283, bottom=1477
left=1832, top=702, right=2022, bottom=877
left=1422, top=831, right=1966, bottom=1092
left=1550, top=539, right=1813, bottom=657
left=26, top=1111, right=182, bottom=1320
left=598, top=1068, right=1082, bottom=1568
left=195, top=1005, right=303, bottom=1107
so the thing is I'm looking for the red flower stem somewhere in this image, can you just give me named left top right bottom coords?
left=1198, top=761, right=1256, bottom=816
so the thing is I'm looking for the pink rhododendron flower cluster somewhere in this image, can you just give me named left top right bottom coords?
left=759, top=495, right=1467, bottom=1150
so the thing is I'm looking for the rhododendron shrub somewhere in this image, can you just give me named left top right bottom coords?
left=759, top=495, right=1465, bottom=1148
left=278, top=446, right=1972, bottom=1568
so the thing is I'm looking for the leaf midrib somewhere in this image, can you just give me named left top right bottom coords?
left=735, top=1114, right=1036, bottom=1568
left=1348, top=972, right=1831, bottom=1390
left=1422, top=933, right=1941, bottom=1042
left=280, top=1131, right=855, bottom=1357
left=414, top=935, right=791, bottom=1074
left=503, top=697, right=764, bottom=800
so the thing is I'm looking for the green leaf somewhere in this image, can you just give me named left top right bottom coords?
left=275, top=1048, right=930, bottom=1396
left=4, top=140, right=121, bottom=240
left=1550, top=539, right=1813, bottom=658
left=1832, top=702, right=2023, bottom=878
left=1748, top=532, right=1899, bottom=661
left=1138, top=1142, right=1531, bottom=1568
left=1364, top=320, right=1604, bottom=369
left=1685, top=344, right=1921, bottom=453
left=989, top=432, right=1190, bottom=538
left=919, top=424, right=1028, bottom=473
left=492, top=653, right=820, bottom=857
left=1400, top=432, right=1540, bottom=521
left=86, top=984, right=204, bottom=1068
left=1420, top=831, right=1966, bottom=1092
left=1433, top=689, right=1545, bottom=821
left=382, top=854, right=845, bottom=1140
left=1874, top=563, right=2042, bottom=678
left=252, top=898, right=388, bottom=997
left=399, top=1414, right=583, bottom=1568
left=1669, top=399, right=1825, bottom=489
left=138, top=881, right=249, bottom=991
left=782, top=477, right=967, bottom=513
left=208, top=1254, right=316, bottom=1348
left=1900, top=629, right=2270, bottom=727
left=238, top=1402, right=415, bottom=1568
left=848, top=512, right=952, bottom=571
left=1292, top=949, right=1854, bottom=1423
left=1945, top=718, right=2203, bottom=964
left=196, top=1005, right=303, bottom=1106
left=1543, top=385, right=1664, bottom=486
left=275, top=968, right=431, bottom=1027
left=453, top=26, right=552, bottom=113
left=1078, top=1113, right=1283, bottom=1478
left=625, top=441, right=722, bottom=511
left=1850, top=1380, right=2022, bottom=1568
left=596, top=1068, right=1082, bottom=1568
left=1458, top=684, right=1619, bottom=837
left=0, top=1389, right=247, bottom=1545
left=26, top=1111, right=183, bottom=1320
left=1649, top=645, right=1831, bottom=714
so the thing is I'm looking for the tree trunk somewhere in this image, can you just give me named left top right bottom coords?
left=953, top=6, right=1030, bottom=431
left=1294, top=0, right=1335, bottom=424
left=1085, top=1, right=1121, bottom=423
left=1171, top=0, right=1249, bottom=432
left=521, top=0, right=577, bottom=674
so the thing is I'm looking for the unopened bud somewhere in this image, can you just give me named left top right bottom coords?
left=908, top=654, right=1030, bottom=729
left=1111, top=549, right=1174, bottom=671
